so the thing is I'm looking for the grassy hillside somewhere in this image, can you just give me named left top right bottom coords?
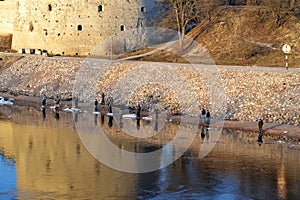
left=121, top=6, right=300, bottom=68
left=189, top=6, right=300, bottom=67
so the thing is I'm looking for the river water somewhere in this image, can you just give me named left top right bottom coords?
left=0, top=105, right=299, bottom=199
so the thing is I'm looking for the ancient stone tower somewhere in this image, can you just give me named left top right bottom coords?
left=0, top=0, right=158, bottom=56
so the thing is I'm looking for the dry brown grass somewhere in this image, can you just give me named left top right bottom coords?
left=0, top=53, right=23, bottom=71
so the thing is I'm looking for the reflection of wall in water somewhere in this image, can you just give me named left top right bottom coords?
left=0, top=119, right=138, bottom=198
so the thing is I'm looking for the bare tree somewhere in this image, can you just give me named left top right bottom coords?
left=166, top=0, right=202, bottom=49
left=246, top=0, right=261, bottom=6
left=261, top=0, right=290, bottom=26
left=199, top=0, right=224, bottom=22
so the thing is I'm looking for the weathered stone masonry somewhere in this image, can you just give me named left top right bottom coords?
left=0, top=0, right=158, bottom=56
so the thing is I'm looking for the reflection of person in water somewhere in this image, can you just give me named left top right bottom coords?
left=101, top=113, right=105, bottom=125
left=108, top=116, right=113, bottom=127
left=201, top=126, right=205, bottom=138
left=42, top=108, right=46, bottom=120
left=136, top=117, right=140, bottom=131
left=74, top=96, right=79, bottom=108
left=206, top=128, right=210, bottom=139
left=74, top=112, right=78, bottom=123
left=55, top=110, right=60, bottom=120
left=154, top=109, right=158, bottom=132
left=119, top=109, right=123, bottom=129
left=94, top=114, right=98, bottom=126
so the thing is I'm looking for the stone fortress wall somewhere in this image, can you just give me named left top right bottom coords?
left=0, top=0, right=158, bottom=56
left=0, top=0, right=17, bottom=34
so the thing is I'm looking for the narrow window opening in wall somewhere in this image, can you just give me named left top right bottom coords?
left=29, top=23, right=34, bottom=32
left=71, top=25, right=73, bottom=27
left=78, top=15, right=80, bottom=17
left=75, top=53, right=79, bottom=56
left=88, top=34, right=90, bottom=36
left=58, top=33, right=60, bottom=36
left=62, top=52, right=65, bottom=55
left=120, top=25, right=125, bottom=31
left=98, top=5, right=103, bottom=12
left=90, top=25, right=93, bottom=27
left=48, top=4, right=52, bottom=11
left=45, top=32, right=48, bottom=36
left=78, top=25, right=82, bottom=31
left=88, top=16, right=90, bottom=18
left=141, top=7, right=145, bottom=12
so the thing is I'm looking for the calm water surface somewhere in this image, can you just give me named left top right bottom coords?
left=0, top=105, right=299, bottom=200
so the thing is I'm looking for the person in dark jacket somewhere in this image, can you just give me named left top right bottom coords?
left=201, top=108, right=206, bottom=123
left=206, top=110, right=211, bottom=125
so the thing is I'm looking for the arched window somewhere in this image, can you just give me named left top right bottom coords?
left=98, top=5, right=103, bottom=12
left=120, top=25, right=125, bottom=31
left=78, top=25, right=82, bottom=31
left=141, top=7, right=145, bottom=12
left=48, top=4, right=52, bottom=11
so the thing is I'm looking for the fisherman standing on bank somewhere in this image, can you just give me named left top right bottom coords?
left=258, top=119, right=264, bottom=133
left=55, top=95, right=60, bottom=112
left=201, top=108, right=206, bottom=123
left=94, top=98, right=99, bottom=112
left=206, top=110, right=211, bottom=125
left=42, top=94, right=47, bottom=108
left=258, top=119, right=264, bottom=143
left=101, top=93, right=106, bottom=106
left=136, top=103, right=141, bottom=119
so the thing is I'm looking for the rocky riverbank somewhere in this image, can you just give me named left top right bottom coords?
left=0, top=55, right=299, bottom=126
